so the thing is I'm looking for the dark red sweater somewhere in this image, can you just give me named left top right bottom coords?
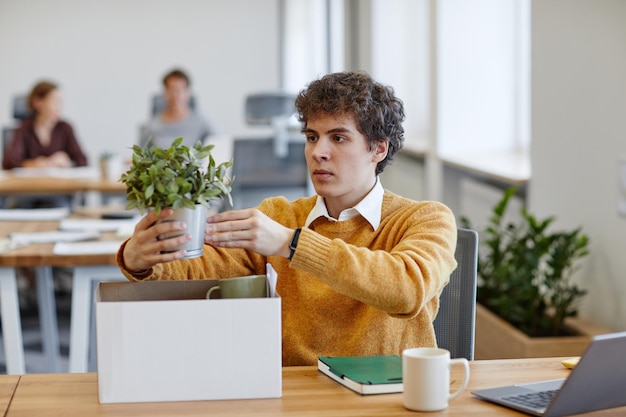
left=2, top=119, right=88, bottom=169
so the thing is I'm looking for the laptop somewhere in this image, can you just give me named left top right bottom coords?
left=472, top=331, right=626, bottom=417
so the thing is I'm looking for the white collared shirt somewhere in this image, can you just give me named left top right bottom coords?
left=304, top=177, right=384, bottom=231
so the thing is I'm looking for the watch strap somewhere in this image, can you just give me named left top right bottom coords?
left=288, top=228, right=302, bottom=260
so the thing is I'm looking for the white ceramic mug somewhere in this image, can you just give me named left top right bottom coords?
left=402, top=347, right=470, bottom=412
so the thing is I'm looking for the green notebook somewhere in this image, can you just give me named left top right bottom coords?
left=317, top=355, right=403, bottom=395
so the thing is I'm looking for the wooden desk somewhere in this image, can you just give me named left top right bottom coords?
left=0, top=375, right=19, bottom=415
left=5, top=359, right=626, bottom=416
left=0, top=168, right=125, bottom=209
left=0, top=176, right=124, bottom=196
left=0, top=168, right=125, bottom=195
left=0, top=221, right=117, bottom=267
left=0, top=219, right=125, bottom=374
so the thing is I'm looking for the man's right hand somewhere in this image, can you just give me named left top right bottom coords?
left=122, top=208, right=191, bottom=273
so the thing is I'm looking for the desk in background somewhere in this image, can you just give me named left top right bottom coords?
left=0, top=215, right=126, bottom=374
left=0, top=174, right=125, bottom=195
left=3, top=358, right=624, bottom=416
left=0, top=167, right=126, bottom=208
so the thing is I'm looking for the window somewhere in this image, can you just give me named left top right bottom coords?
left=369, top=0, right=430, bottom=150
left=437, top=0, right=530, bottom=155
left=280, top=0, right=530, bottom=156
left=282, top=0, right=338, bottom=94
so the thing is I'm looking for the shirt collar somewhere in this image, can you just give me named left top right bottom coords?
left=304, top=177, right=384, bottom=230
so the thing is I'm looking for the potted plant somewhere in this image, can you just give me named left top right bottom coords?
left=99, top=151, right=125, bottom=181
left=120, top=137, right=233, bottom=258
left=462, top=187, right=602, bottom=359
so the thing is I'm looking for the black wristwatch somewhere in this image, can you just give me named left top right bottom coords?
left=288, top=228, right=302, bottom=260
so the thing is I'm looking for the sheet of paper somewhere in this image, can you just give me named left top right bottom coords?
left=0, top=238, right=25, bottom=253
left=266, top=263, right=278, bottom=298
left=10, top=230, right=101, bottom=244
left=53, top=240, right=124, bottom=255
left=9, top=166, right=99, bottom=179
left=59, top=218, right=140, bottom=232
left=0, top=207, right=70, bottom=221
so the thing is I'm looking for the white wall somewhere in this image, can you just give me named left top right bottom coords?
left=0, top=0, right=279, bottom=164
left=530, top=0, right=626, bottom=331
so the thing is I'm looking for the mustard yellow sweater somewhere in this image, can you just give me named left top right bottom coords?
left=117, top=191, right=458, bottom=366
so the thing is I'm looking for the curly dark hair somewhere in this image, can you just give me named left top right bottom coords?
left=294, top=71, right=405, bottom=175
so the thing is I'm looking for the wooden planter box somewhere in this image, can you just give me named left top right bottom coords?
left=475, top=303, right=608, bottom=360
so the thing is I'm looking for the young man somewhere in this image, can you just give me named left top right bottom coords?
left=142, top=68, right=215, bottom=148
left=117, top=71, right=457, bottom=366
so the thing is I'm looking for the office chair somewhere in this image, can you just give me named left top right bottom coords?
left=433, top=227, right=478, bottom=360
left=1, top=127, right=14, bottom=155
left=230, top=92, right=307, bottom=209
left=2, top=94, right=29, bottom=203
left=245, top=92, right=297, bottom=158
left=150, top=94, right=196, bottom=116
left=2, top=95, right=30, bottom=154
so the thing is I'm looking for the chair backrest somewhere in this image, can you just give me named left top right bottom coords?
left=433, top=227, right=478, bottom=360
left=244, top=92, right=298, bottom=158
left=12, top=95, right=30, bottom=120
left=151, top=94, right=196, bottom=116
left=2, top=127, right=15, bottom=152
left=245, top=92, right=297, bottom=125
left=2, top=95, right=29, bottom=158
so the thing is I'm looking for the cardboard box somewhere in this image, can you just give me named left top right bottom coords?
left=95, top=280, right=282, bottom=403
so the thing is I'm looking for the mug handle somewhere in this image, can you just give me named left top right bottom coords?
left=206, top=286, right=220, bottom=299
left=448, top=358, right=470, bottom=401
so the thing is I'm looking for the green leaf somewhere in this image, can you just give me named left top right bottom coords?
left=144, top=184, right=154, bottom=200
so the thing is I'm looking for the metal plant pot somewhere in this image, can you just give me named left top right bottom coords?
left=157, top=204, right=216, bottom=259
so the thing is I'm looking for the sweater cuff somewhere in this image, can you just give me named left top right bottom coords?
left=116, top=239, right=154, bottom=281
left=288, top=227, right=330, bottom=273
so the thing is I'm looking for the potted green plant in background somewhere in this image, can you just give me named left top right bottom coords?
left=99, top=151, right=125, bottom=181
left=120, top=137, right=233, bottom=259
left=462, top=187, right=605, bottom=359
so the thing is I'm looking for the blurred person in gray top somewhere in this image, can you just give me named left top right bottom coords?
left=142, top=68, right=215, bottom=148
